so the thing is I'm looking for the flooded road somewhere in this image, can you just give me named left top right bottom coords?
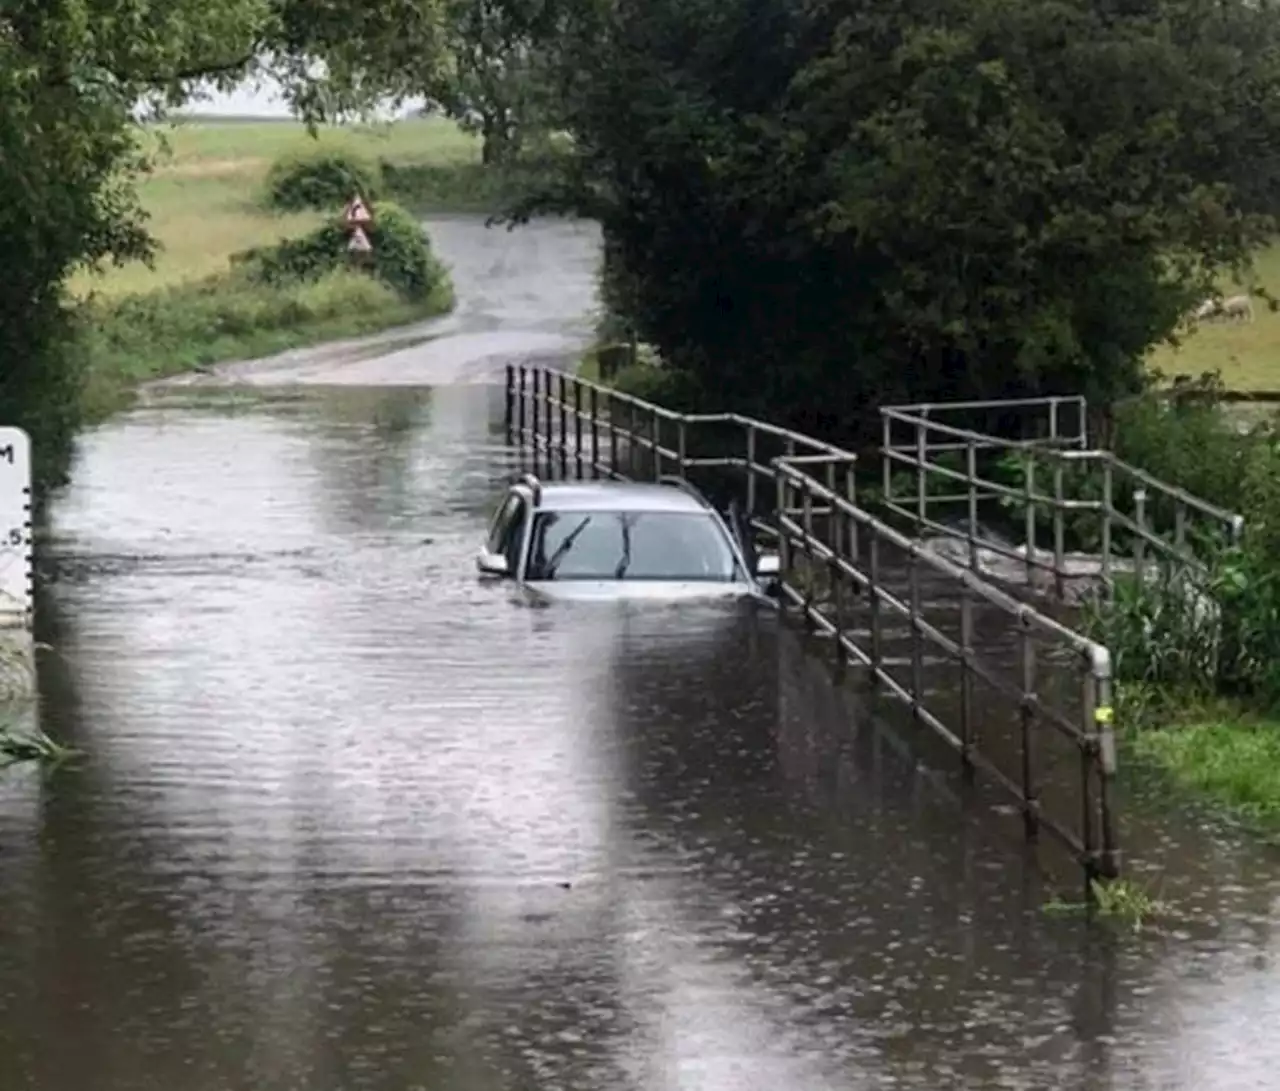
left=2, top=215, right=1280, bottom=1090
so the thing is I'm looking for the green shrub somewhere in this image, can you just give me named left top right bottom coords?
left=1077, top=377, right=1280, bottom=710
left=264, top=149, right=382, bottom=212
left=232, top=201, right=450, bottom=304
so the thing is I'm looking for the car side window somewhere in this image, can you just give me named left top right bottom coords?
left=499, top=497, right=528, bottom=571
left=486, top=493, right=521, bottom=554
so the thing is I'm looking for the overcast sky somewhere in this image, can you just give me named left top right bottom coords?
left=176, top=76, right=422, bottom=119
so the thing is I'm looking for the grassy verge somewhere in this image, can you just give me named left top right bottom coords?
left=70, top=117, right=479, bottom=415
left=82, top=269, right=453, bottom=418
left=1147, top=241, right=1280, bottom=392
left=1128, top=709, right=1280, bottom=828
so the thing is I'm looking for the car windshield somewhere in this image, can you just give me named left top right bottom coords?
left=525, top=510, right=741, bottom=582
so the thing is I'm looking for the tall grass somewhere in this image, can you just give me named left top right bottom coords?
left=82, top=268, right=452, bottom=416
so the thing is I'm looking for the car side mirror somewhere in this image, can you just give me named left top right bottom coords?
left=755, top=553, right=781, bottom=578
left=476, top=549, right=510, bottom=577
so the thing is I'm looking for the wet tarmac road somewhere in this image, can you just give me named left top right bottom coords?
left=1, top=216, right=1280, bottom=1090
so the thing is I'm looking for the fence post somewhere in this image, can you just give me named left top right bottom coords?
left=504, top=364, right=515, bottom=439
left=882, top=413, right=894, bottom=515
left=517, top=365, right=527, bottom=443
left=966, top=438, right=979, bottom=573
left=1133, top=488, right=1148, bottom=585
left=1018, top=617, right=1039, bottom=842
left=677, top=417, right=688, bottom=478
left=1174, top=500, right=1187, bottom=555
left=530, top=369, right=541, bottom=457
left=915, top=419, right=928, bottom=534
left=845, top=461, right=859, bottom=563
left=589, top=385, right=601, bottom=480
left=1101, top=460, right=1114, bottom=593
left=909, top=545, right=923, bottom=720
left=1053, top=455, right=1066, bottom=600
left=831, top=508, right=845, bottom=672
left=608, top=393, right=620, bottom=479
left=868, top=532, right=882, bottom=683
left=746, top=426, right=757, bottom=517
left=651, top=408, right=662, bottom=480
left=801, top=481, right=816, bottom=629
left=573, top=380, right=584, bottom=479
left=1023, top=454, right=1037, bottom=589
left=1091, top=648, right=1119, bottom=879
left=776, top=468, right=791, bottom=605
left=557, top=372, right=568, bottom=477
left=959, top=586, right=975, bottom=782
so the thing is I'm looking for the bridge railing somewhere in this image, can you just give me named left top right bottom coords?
left=505, top=361, right=860, bottom=545
left=505, top=364, right=1120, bottom=882
left=880, top=397, right=1243, bottom=598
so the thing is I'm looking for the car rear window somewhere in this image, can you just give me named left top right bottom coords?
left=525, top=510, right=740, bottom=582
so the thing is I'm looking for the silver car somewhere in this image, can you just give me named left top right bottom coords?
left=476, top=474, right=781, bottom=601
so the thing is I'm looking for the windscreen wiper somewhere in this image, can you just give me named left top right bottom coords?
left=613, top=515, right=634, bottom=579
left=543, top=516, right=591, bottom=577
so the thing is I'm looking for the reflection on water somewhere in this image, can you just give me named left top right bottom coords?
left=0, top=217, right=1278, bottom=1090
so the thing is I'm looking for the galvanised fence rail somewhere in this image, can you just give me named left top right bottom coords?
left=880, top=397, right=1243, bottom=600
left=505, top=364, right=1121, bottom=883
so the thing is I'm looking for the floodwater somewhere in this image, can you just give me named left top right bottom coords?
left=1, top=215, right=1279, bottom=1090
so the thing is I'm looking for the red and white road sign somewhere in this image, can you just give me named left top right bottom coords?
left=347, top=226, right=372, bottom=253
left=343, top=195, right=372, bottom=226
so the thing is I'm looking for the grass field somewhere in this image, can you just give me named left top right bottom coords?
left=1147, top=242, right=1280, bottom=392
left=73, top=117, right=478, bottom=416
left=72, top=117, right=478, bottom=300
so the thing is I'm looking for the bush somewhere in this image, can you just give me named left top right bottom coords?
left=264, top=149, right=382, bottom=212
left=1078, top=376, right=1280, bottom=710
left=232, top=200, right=451, bottom=304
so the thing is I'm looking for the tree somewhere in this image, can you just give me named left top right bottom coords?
left=0, top=0, right=451, bottom=495
left=526, top=0, right=1280, bottom=444
left=429, top=0, right=563, bottom=165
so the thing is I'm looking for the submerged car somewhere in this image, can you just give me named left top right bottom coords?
left=475, top=474, right=780, bottom=601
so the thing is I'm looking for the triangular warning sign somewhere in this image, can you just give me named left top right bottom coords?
left=343, top=196, right=372, bottom=226
left=347, top=226, right=372, bottom=252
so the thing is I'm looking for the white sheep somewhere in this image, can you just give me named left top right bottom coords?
left=1221, top=294, right=1253, bottom=322
left=1193, top=297, right=1221, bottom=322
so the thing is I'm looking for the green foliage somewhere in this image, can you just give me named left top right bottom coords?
left=264, top=149, right=382, bottom=211
left=85, top=267, right=453, bottom=418
left=0, top=723, right=78, bottom=770
left=428, top=0, right=563, bottom=165
left=381, top=155, right=563, bottom=212
left=0, top=0, right=456, bottom=505
left=233, top=200, right=450, bottom=303
left=1130, top=716, right=1280, bottom=826
left=1074, top=377, right=1280, bottom=708
left=518, top=0, right=1280, bottom=447
left=1045, top=878, right=1166, bottom=931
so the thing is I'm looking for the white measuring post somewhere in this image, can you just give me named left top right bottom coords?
left=0, top=427, right=33, bottom=629
left=0, top=427, right=34, bottom=703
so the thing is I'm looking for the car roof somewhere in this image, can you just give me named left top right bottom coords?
left=523, top=481, right=713, bottom=514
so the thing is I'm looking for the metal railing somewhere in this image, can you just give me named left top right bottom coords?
left=505, top=364, right=1121, bottom=881
left=881, top=397, right=1244, bottom=598
left=505, top=361, right=860, bottom=550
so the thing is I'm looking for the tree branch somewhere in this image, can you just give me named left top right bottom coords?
left=125, top=49, right=260, bottom=88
